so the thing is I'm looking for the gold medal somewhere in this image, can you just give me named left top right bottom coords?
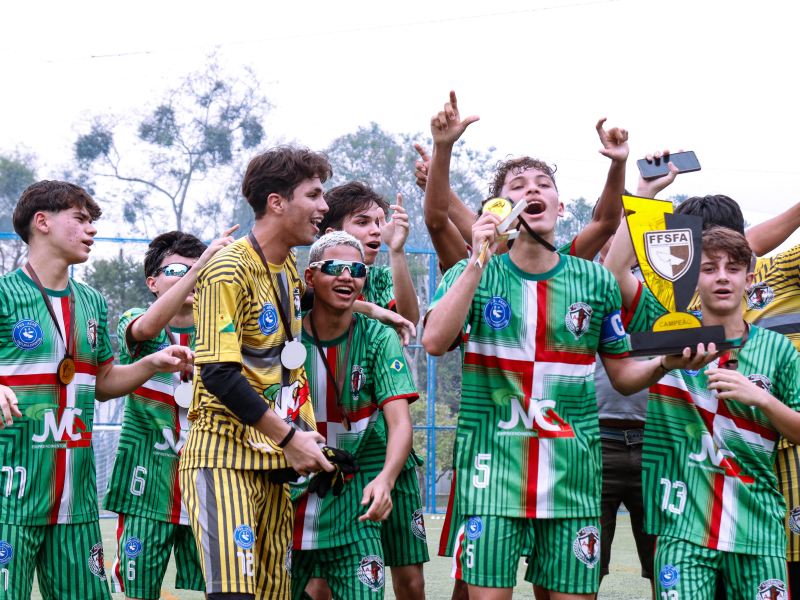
left=57, top=356, right=75, bottom=385
left=482, top=197, right=513, bottom=220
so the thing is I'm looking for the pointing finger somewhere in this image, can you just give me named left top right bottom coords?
left=450, top=90, right=458, bottom=114
left=223, top=224, right=240, bottom=237
left=414, top=143, right=431, bottom=162
left=395, top=193, right=403, bottom=208
left=595, top=117, right=607, bottom=134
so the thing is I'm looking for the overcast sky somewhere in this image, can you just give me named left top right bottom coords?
left=3, top=0, right=800, bottom=254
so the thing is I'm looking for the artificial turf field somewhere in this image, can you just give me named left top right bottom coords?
left=31, top=513, right=652, bottom=600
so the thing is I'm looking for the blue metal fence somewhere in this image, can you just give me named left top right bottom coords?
left=1, top=232, right=451, bottom=512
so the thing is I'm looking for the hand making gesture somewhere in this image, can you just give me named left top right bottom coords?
left=596, top=117, right=629, bottom=163
left=430, top=90, right=479, bottom=147
left=380, top=194, right=410, bottom=252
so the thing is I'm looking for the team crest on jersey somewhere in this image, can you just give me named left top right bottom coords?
left=566, top=303, right=593, bottom=340
left=746, top=283, right=774, bottom=310
left=234, top=525, right=255, bottom=550
left=644, top=229, right=693, bottom=282
left=483, top=296, right=512, bottom=330
left=259, top=303, right=280, bottom=335
left=88, top=542, right=106, bottom=581
left=466, top=516, right=483, bottom=540
left=124, top=537, right=142, bottom=558
left=572, top=526, right=600, bottom=568
left=0, top=541, right=12, bottom=565
left=12, top=319, right=43, bottom=350
left=748, top=374, right=772, bottom=392
left=659, top=564, right=679, bottom=588
left=358, top=555, right=385, bottom=590
left=263, top=380, right=311, bottom=424
left=411, top=509, right=426, bottom=541
left=293, top=287, right=301, bottom=320
left=350, top=365, right=365, bottom=400
left=789, top=507, right=800, bottom=535
left=756, top=579, right=787, bottom=600
left=285, top=541, right=292, bottom=577
left=86, top=318, right=98, bottom=352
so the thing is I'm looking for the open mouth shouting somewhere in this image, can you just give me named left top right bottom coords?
left=332, top=284, right=355, bottom=299
left=310, top=217, right=322, bottom=233
left=524, top=200, right=545, bottom=216
left=365, top=241, right=381, bottom=251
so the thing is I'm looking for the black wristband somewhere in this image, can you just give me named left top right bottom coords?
left=277, top=427, right=296, bottom=448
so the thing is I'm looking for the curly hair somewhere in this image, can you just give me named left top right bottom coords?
left=13, top=181, right=102, bottom=244
left=319, top=181, right=390, bottom=234
left=489, top=156, right=558, bottom=200
left=242, top=146, right=333, bottom=219
left=702, top=226, right=752, bottom=268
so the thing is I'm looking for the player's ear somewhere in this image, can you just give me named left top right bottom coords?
left=267, top=193, right=285, bottom=215
left=557, top=200, right=565, bottom=218
left=145, top=276, right=159, bottom=295
left=745, top=270, right=755, bottom=289
left=304, top=268, right=315, bottom=290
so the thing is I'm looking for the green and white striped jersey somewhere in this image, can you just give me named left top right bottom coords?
left=427, top=253, right=630, bottom=520
left=629, top=283, right=800, bottom=557
left=359, top=265, right=396, bottom=312
left=291, top=312, right=418, bottom=550
left=0, top=269, right=113, bottom=525
left=103, top=308, right=195, bottom=524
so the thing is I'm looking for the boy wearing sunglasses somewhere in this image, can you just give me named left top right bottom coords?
left=317, top=182, right=428, bottom=600
left=103, top=227, right=236, bottom=600
left=0, top=181, right=194, bottom=600
left=605, top=224, right=800, bottom=599
left=290, top=231, right=418, bottom=600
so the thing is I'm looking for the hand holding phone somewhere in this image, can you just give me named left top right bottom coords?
left=637, top=151, right=701, bottom=180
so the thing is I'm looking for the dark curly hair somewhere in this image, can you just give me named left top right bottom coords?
left=242, top=146, right=333, bottom=219
left=489, top=156, right=558, bottom=200
left=13, top=180, right=102, bottom=244
left=702, top=226, right=752, bottom=268
left=318, top=181, right=390, bottom=234
left=144, top=231, right=207, bottom=278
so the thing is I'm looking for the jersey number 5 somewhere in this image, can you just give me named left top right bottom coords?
left=473, top=454, right=491, bottom=489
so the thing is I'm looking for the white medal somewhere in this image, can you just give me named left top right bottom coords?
left=281, top=340, right=307, bottom=370
left=174, top=380, right=194, bottom=408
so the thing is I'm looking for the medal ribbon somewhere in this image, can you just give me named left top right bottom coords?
left=717, top=321, right=750, bottom=371
left=309, top=312, right=354, bottom=431
left=247, top=232, right=296, bottom=344
left=25, top=262, right=76, bottom=384
left=516, top=217, right=557, bottom=253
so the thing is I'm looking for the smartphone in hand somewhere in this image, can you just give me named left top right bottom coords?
left=637, top=151, right=701, bottom=180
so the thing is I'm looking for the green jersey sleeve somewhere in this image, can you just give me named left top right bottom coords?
left=424, top=258, right=471, bottom=349
left=597, top=274, right=631, bottom=358
left=363, top=265, right=396, bottom=311
left=624, top=282, right=668, bottom=334
left=369, top=324, right=419, bottom=407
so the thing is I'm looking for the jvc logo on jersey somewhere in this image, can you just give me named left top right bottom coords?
left=497, top=396, right=575, bottom=438
left=483, top=297, right=511, bottom=330
left=153, top=426, right=187, bottom=455
left=566, top=303, right=593, bottom=340
left=12, top=319, right=43, bottom=351
left=757, top=579, right=787, bottom=600
left=688, top=431, right=754, bottom=483
left=30, top=407, right=91, bottom=448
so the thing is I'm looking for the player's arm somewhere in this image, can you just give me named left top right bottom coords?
left=354, top=301, right=416, bottom=345
left=602, top=344, right=720, bottom=396
left=94, top=345, right=194, bottom=401
left=635, top=149, right=682, bottom=199
left=381, top=193, right=420, bottom=326
left=571, top=119, right=629, bottom=260
left=706, top=367, right=800, bottom=445
left=128, top=226, right=238, bottom=342
left=415, top=143, right=471, bottom=271
left=359, top=398, right=413, bottom=522
left=603, top=219, right=640, bottom=310
left=423, top=211, right=500, bottom=356
left=0, top=385, right=22, bottom=429
left=745, top=200, right=800, bottom=257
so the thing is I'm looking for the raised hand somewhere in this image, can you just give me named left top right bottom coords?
left=471, top=211, right=502, bottom=267
left=596, top=118, right=629, bottom=163
left=380, top=194, right=410, bottom=251
left=413, top=143, right=431, bottom=191
left=430, top=90, right=479, bottom=147
left=197, top=224, right=240, bottom=269
left=636, top=149, right=683, bottom=199
left=0, top=385, right=21, bottom=429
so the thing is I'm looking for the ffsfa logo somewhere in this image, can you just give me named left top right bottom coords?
left=497, top=397, right=574, bottom=437
left=31, top=408, right=83, bottom=443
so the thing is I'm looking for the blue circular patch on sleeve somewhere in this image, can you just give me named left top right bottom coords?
left=0, top=541, right=12, bottom=565
left=13, top=320, right=43, bottom=351
left=124, top=537, right=142, bottom=558
left=659, top=564, right=679, bottom=588
left=259, top=303, right=280, bottom=335
left=483, top=297, right=512, bottom=330
left=234, top=524, right=255, bottom=550
left=465, top=516, right=483, bottom=540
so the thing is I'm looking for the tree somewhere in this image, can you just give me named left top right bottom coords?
left=82, top=249, right=153, bottom=344
left=554, top=196, right=594, bottom=249
left=0, top=151, right=37, bottom=274
left=73, top=55, right=271, bottom=234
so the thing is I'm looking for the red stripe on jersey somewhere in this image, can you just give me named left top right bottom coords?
left=621, top=282, right=643, bottom=329
left=438, top=469, right=457, bottom=557
left=453, top=528, right=465, bottom=581
left=377, top=393, right=419, bottom=408
left=525, top=435, right=540, bottom=518
left=49, top=375, right=68, bottom=524
left=387, top=299, right=397, bottom=312
left=293, top=493, right=309, bottom=546
left=114, top=514, right=125, bottom=592
left=706, top=472, right=726, bottom=549
left=133, top=385, right=174, bottom=405
left=533, top=280, right=596, bottom=365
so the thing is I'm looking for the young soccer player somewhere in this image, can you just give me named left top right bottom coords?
left=290, top=231, right=418, bottom=600
left=103, top=227, right=237, bottom=600
left=422, top=151, right=710, bottom=599
left=316, top=182, right=428, bottom=599
left=0, top=180, right=193, bottom=600
left=179, top=146, right=411, bottom=600
left=605, top=223, right=800, bottom=599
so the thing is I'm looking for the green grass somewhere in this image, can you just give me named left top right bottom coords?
left=31, top=513, right=652, bottom=599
